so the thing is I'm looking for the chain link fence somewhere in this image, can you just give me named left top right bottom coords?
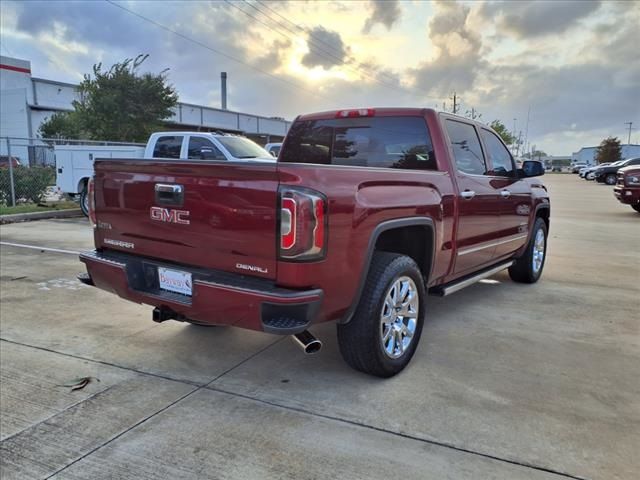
left=0, top=137, right=143, bottom=209
left=0, top=137, right=57, bottom=207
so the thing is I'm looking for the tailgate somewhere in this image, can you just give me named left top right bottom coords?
left=93, top=159, right=278, bottom=280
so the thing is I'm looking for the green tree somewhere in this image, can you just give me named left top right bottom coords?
left=595, top=137, right=622, bottom=164
left=489, top=120, right=516, bottom=146
left=38, top=111, right=84, bottom=139
left=39, top=55, right=178, bottom=142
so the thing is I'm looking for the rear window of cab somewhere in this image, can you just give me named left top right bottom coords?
left=280, top=116, right=437, bottom=170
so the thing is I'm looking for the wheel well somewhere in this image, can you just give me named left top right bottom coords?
left=374, top=226, right=433, bottom=281
left=77, top=177, right=89, bottom=194
left=536, top=207, right=550, bottom=230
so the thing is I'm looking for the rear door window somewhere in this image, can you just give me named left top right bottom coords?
left=445, top=120, right=487, bottom=175
left=480, top=128, right=514, bottom=176
left=153, top=136, right=183, bottom=159
left=187, top=137, right=226, bottom=160
left=280, top=116, right=437, bottom=170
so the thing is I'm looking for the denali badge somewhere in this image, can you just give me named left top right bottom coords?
left=104, top=238, right=134, bottom=249
left=236, top=263, right=268, bottom=274
left=150, top=206, right=190, bottom=225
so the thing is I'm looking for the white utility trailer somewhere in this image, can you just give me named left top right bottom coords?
left=55, top=144, right=145, bottom=215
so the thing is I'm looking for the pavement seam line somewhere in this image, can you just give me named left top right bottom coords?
left=12, top=336, right=286, bottom=479
left=42, top=385, right=200, bottom=480
left=205, top=386, right=591, bottom=480
left=204, top=336, right=287, bottom=385
left=0, top=338, right=199, bottom=386
left=0, top=385, right=115, bottom=444
left=0, top=241, right=81, bottom=255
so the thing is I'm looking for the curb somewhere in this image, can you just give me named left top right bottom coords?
left=0, top=209, right=84, bottom=224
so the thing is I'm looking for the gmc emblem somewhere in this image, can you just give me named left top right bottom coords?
left=150, top=206, right=190, bottom=225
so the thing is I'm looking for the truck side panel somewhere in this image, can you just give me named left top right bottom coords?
left=276, top=164, right=456, bottom=323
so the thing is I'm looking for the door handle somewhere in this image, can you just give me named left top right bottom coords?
left=460, top=190, right=476, bottom=200
left=500, top=189, right=511, bottom=198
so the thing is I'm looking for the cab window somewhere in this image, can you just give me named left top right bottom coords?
left=445, top=120, right=487, bottom=175
left=280, top=116, right=437, bottom=170
left=481, top=129, right=514, bottom=176
left=153, top=136, right=183, bottom=159
left=187, top=137, right=225, bottom=160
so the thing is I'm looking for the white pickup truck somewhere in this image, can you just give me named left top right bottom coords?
left=56, top=132, right=275, bottom=215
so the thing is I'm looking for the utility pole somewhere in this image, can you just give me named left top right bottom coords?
left=625, top=122, right=633, bottom=145
left=450, top=91, right=458, bottom=114
left=512, top=118, right=517, bottom=152
left=523, top=106, right=531, bottom=154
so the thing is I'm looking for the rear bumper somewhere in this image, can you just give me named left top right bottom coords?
left=79, top=250, right=322, bottom=334
left=613, top=186, right=640, bottom=205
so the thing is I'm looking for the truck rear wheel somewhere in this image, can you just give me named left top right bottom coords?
left=632, top=204, right=640, bottom=213
left=508, top=217, right=547, bottom=283
left=79, top=187, right=89, bottom=217
left=337, top=252, right=425, bottom=378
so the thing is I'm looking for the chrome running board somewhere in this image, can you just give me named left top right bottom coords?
left=431, top=261, right=514, bottom=297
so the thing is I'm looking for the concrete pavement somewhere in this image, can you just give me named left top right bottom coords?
left=1, top=175, right=638, bottom=479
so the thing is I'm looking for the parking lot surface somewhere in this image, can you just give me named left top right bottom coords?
left=1, top=175, right=638, bottom=480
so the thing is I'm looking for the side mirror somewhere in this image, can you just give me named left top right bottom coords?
left=520, top=160, right=545, bottom=178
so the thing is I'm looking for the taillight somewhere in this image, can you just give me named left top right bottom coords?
left=87, top=177, right=97, bottom=228
left=279, top=187, right=327, bottom=261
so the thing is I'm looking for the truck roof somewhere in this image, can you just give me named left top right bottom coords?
left=148, top=131, right=233, bottom=137
left=297, top=107, right=437, bottom=121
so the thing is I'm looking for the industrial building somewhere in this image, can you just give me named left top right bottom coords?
left=572, top=144, right=640, bottom=166
left=0, top=55, right=291, bottom=162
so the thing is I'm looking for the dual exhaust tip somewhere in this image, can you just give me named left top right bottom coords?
left=292, top=330, right=322, bottom=355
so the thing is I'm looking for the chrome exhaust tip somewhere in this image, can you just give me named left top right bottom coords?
left=292, top=331, right=322, bottom=355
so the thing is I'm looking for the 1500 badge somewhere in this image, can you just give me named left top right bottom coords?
left=150, top=206, right=190, bottom=225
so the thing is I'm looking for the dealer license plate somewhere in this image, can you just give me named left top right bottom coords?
left=158, top=267, right=192, bottom=296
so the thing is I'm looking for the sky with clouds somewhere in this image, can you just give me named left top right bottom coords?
left=1, top=0, right=638, bottom=155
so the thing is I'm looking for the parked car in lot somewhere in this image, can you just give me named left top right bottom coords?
left=264, top=142, right=283, bottom=157
left=580, top=163, right=610, bottom=180
left=0, top=156, right=21, bottom=168
left=57, top=132, right=274, bottom=216
left=595, top=158, right=640, bottom=185
left=571, top=163, right=587, bottom=173
left=613, top=165, right=640, bottom=212
left=79, top=108, right=550, bottom=377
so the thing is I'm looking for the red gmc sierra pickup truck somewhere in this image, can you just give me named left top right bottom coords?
left=79, top=108, right=550, bottom=377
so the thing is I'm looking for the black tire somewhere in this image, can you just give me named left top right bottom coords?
left=337, top=252, right=426, bottom=378
left=79, top=187, right=89, bottom=217
left=632, top=204, right=640, bottom=213
left=509, top=217, right=548, bottom=283
left=605, top=173, right=617, bottom=185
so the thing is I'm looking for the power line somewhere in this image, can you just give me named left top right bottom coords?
left=105, top=0, right=336, bottom=103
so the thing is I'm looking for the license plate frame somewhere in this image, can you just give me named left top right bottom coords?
left=158, top=267, right=192, bottom=296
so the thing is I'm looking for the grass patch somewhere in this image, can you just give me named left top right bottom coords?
left=0, top=201, right=79, bottom=216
